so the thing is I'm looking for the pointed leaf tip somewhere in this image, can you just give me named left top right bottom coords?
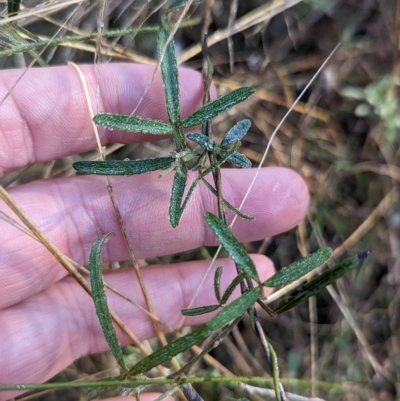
left=89, top=233, right=126, bottom=370
left=205, top=212, right=259, bottom=282
left=93, top=113, right=173, bottom=134
left=182, top=87, right=255, bottom=128
left=263, top=248, right=333, bottom=288
left=221, top=119, right=251, bottom=148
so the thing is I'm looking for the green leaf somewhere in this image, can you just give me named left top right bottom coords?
left=73, top=157, right=175, bottom=176
left=182, top=87, right=255, bottom=128
left=89, top=233, right=126, bottom=370
left=127, top=326, right=211, bottom=376
left=187, top=132, right=217, bottom=151
left=205, top=212, right=260, bottom=282
left=220, top=272, right=247, bottom=305
left=181, top=304, right=220, bottom=316
left=0, top=25, right=47, bottom=66
left=214, top=266, right=223, bottom=303
left=273, top=251, right=370, bottom=314
left=220, top=119, right=251, bottom=148
left=93, top=113, right=173, bottom=134
left=263, top=248, right=333, bottom=288
left=225, top=151, right=252, bottom=168
left=207, top=287, right=261, bottom=331
left=157, top=23, right=180, bottom=125
left=169, top=163, right=188, bottom=228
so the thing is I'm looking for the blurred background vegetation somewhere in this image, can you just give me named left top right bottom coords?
left=0, top=0, right=399, bottom=400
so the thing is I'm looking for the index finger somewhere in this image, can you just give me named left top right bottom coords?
left=0, top=64, right=207, bottom=176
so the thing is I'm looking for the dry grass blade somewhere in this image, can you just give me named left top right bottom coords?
left=0, top=0, right=85, bottom=25
left=178, top=0, right=304, bottom=62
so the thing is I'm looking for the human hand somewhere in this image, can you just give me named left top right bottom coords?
left=0, top=64, right=309, bottom=400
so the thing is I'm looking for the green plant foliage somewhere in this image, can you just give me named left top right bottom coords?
left=220, top=119, right=251, bottom=147
left=221, top=150, right=252, bottom=168
left=169, top=163, right=188, bottom=227
left=187, top=132, right=218, bottom=151
left=127, top=326, right=211, bottom=376
left=89, top=232, right=126, bottom=370
left=207, top=287, right=261, bottom=331
left=73, top=157, right=176, bottom=176
left=158, top=23, right=180, bottom=127
left=220, top=272, right=247, bottom=305
left=181, top=304, right=220, bottom=316
left=263, top=247, right=333, bottom=288
left=93, top=113, right=174, bottom=134
left=273, top=251, right=370, bottom=314
left=181, top=87, right=255, bottom=128
left=205, top=212, right=260, bottom=282
left=127, top=287, right=260, bottom=376
left=187, top=133, right=252, bottom=168
left=214, top=266, right=223, bottom=303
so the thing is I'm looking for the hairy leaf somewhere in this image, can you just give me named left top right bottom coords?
left=187, top=132, right=217, bottom=151
left=226, top=151, right=252, bottom=168
left=220, top=272, right=247, bottom=305
left=89, top=233, right=126, bottom=370
left=273, top=251, right=370, bottom=314
left=263, top=248, right=333, bottom=288
left=157, top=22, right=183, bottom=146
left=181, top=304, right=220, bottom=316
left=205, top=212, right=260, bottom=282
left=207, top=287, right=262, bottom=331
left=73, top=157, right=176, bottom=176
left=93, top=113, right=173, bottom=134
left=221, top=119, right=251, bottom=148
left=169, top=163, right=188, bottom=228
left=182, top=87, right=255, bottom=128
left=127, top=326, right=211, bottom=376
left=214, top=266, right=223, bottom=303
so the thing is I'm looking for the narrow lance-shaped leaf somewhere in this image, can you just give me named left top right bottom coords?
left=220, top=119, right=251, bottom=148
left=158, top=20, right=185, bottom=149
left=263, top=247, right=333, bottom=288
left=207, top=287, right=262, bottom=331
left=89, top=232, right=126, bottom=370
left=73, top=157, right=175, bottom=176
left=181, top=304, right=220, bottom=316
left=127, top=326, right=211, bottom=376
left=273, top=251, right=370, bottom=314
left=182, top=87, right=255, bottom=128
left=187, top=132, right=217, bottom=151
left=169, top=162, right=188, bottom=228
left=214, top=266, right=223, bottom=303
left=225, top=151, right=252, bottom=168
left=93, top=113, right=174, bottom=135
left=220, top=272, right=247, bottom=305
left=205, top=212, right=260, bottom=282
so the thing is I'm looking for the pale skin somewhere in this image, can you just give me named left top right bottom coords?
left=0, top=64, right=309, bottom=401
